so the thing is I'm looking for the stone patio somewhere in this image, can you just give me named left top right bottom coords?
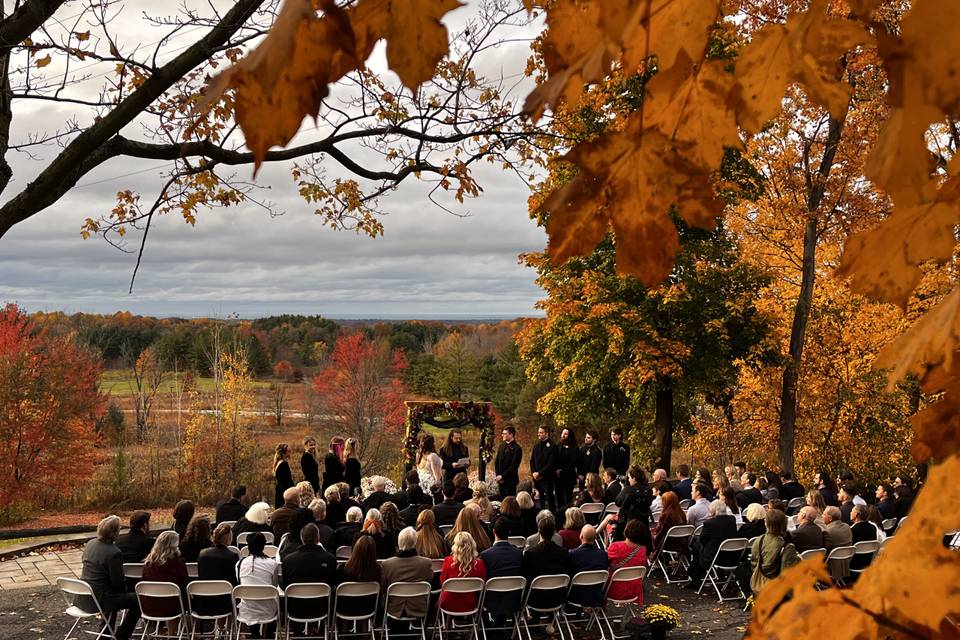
left=0, top=549, right=83, bottom=591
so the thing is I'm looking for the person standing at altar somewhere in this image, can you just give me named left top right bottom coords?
left=578, top=431, right=602, bottom=489
left=556, top=428, right=578, bottom=509
left=530, top=426, right=557, bottom=513
left=494, top=425, right=522, bottom=498
left=274, top=443, right=294, bottom=509
left=440, top=429, right=470, bottom=483
left=323, top=436, right=345, bottom=491
left=344, top=438, right=362, bottom=496
left=603, top=428, right=630, bottom=477
left=301, top=437, right=320, bottom=493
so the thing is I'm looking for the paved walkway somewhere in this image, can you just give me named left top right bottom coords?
left=0, top=548, right=83, bottom=590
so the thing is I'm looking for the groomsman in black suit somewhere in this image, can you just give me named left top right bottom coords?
left=577, top=430, right=602, bottom=488
left=494, top=425, right=522, bottom=498
left=603, top=427, right=631, bottom=477
left=530, top=426, right=558, bottom=513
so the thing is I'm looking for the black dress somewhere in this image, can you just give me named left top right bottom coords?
left=301, top=452, right=320, bottom=492
left=556, top=441, right=578, bottom=509
left=275, top=460, right=294, bottom=508
left=323, top=453, right=345, bottom=490
left=345, top=457, right=362, bottom=496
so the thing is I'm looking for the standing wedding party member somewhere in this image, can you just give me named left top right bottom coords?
left=494, top=425, right=522, bottom=499
left=603, top=428, right=630, bottom=477
left=578, top=431, right=602, bottom=489
left=274, top=443, right=294, bottom=509
left=301, top=437, right=320, bottom=493
left=439, top=429, right=470, bottom=484
left=418, top=435, right=444, bottom=493
left=323, top=436, right=345, bottom=490
left=556, top=428, right=578, bottom=509
left=530, top=426, right=558, bottom=513
left=344, top=438, right=362, bottom=496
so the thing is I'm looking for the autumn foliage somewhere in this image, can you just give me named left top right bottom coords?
left=0, top=304, right=104, bottom=515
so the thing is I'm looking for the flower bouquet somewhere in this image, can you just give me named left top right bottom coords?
left=642, top=604, right=681, bottom=640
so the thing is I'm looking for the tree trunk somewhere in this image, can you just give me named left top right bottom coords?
left=653, top=384, right=673, bottom=472
left=777, top=115, right=845, bottom=473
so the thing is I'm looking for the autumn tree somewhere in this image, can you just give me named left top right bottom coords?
left=129, top=346, right=166, bottom=443
left=312, top=333, right=408, bottom=472
left=432, top=332, right=478, bottom=401
left=0, top=304, right=104, bottom=517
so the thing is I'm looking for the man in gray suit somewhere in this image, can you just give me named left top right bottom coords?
left=822, top=506, right=852, bottom=550
left=381, top=527, right=433, bottom=631
left=789, top=507, right=825, bottom=553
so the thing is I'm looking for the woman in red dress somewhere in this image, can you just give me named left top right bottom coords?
left=439, top=531, right=487, bottom=613
left=605, top=519, right=648, bottom=605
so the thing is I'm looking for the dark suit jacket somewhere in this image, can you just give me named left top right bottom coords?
left=479, top=541, right=524, bottom=616
left=316, top=523, right=335, bottom=549
left=400, top=503, right=429, bottom=528
left=494, top=441, right=522, bottom=485
left=117, top=530, right=154, bottom=563
left=432, top=500, right=464, bottom=528
left=198, top=545, right=240, bottom=585
left=362, top=491, right=391, bottom=512
left=876, top=499, right=896, bottom=520
left=789, top=523, right=824, bottom=553
left=577, top=445, right=602, bottom=478
left=840, top=501, right=855, bottom=525
left=673, top=478, right=692, bottom=502
left=779, top=481, right=804, bottom=502
left=569, top=544, right=608, bottom=606
left=215, top=498, right=246, bottom=524
left=697, top=515, right=738, bottom=569
left=281, top=544, right=338, bottom=588
left=603, top=481, right=622, bottom=505
left=331, top=523, right=362, bottom=550
left=738, top=519, right=765, bottom=541
left=851, top=521, right=878, bottom=544
left=530, top=440, right=557, bottom=481
left=735, top=487, right=763, bottom=510
left=522, top=541, right=570, bottom=609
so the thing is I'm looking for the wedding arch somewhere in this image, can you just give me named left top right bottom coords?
left=403, top=401, right=497, bottom=481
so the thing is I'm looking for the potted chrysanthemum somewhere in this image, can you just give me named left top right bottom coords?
left=642, top=604, right=681, bottom=640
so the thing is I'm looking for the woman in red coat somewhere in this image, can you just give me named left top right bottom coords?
left=439, top=531, right=487, bottom=613
left=605, top=519, right=648, bottom=605
left=142, top=530, right=189, bottom=635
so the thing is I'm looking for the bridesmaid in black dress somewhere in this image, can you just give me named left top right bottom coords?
left=274, top=443, right=294, bottom=508
left=323, top=436, right=345, bottom=491
left=300, top=436, right=320, bottom=492
left=344, top=438, right=362, bottom=497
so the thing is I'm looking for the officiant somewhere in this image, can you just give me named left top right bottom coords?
left=439, top=429, right=470, bottom=483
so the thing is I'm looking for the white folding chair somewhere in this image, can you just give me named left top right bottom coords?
left=599, top=566, right=646, bottom=640
left=123, top=563, right=144, bottom=580
left=785, top=497, right=804, bottom=515
left=480, top=576, right=526, bottom=640
left=799, top=548, right=825, bottom=562
left=56, top=576, right=119, bottom=640
left=650, top=511, right=660, bottom=524
left=435, top=577, right=485, bottom=640
left=233, top=584, right=280, bottom=640
left=186, top=563, right=199, bottom=578
left=649, top=525, right=693, bottom=583
left=283, top=582, right=331, bottom=640
left=382, top=581, right=431, bottom=640
left=135, top=581, right=186, bottom=640
left=825, top=545, right=856, bottom=586
left=185, top=580, right=234, bottom=640
left=263, top=545, right=279, bottom=559
left=507, top=537, right=526, bottom=549
left=850, top=540, right=880, bottom=580
left=696, top=538, right=748, bottom=602
left=240, top=547, right=251, bottom=559
left=895, top=517, right=908, bottom=533
left=880, top=518, right=897, bottom=536
left=220, top=521, right=237, bottom=529
left=678, top=500, right=693, bottom=510
left=336, top=546, right=353, bottom=560
left=521, top=574, right=569, bottom=640
left=236, top=532, right=253, bottom=546
left=228, top=546, right=241, bottom=556
left=563, top=570, right=608, bottom=639
left=335, top=582, right=380, bottom=640
left=580, top=503, right=604, bottom=526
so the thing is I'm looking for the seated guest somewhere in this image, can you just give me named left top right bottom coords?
left=433, top=481, right=464, bottom=528
left=721, top=487, right=741, bottom=522
left=806, top=489, right=827, bottom=516
left=850, top=505, right=878, bottom=543
left=649, top=482, right=671, bottom=517
left=324, top=485, right=347, bottom=526
left=725, top=466, right=742, bottom=491
left=465, top=482, right=495, bottom=523
left=480, top=518, right=524, bottom=621
left=233, top=502, right=272, bottom=539
left=524, top=510, right=563, bottom=550
left=689, top=500, right=738, bottom=585
left=117, top=510, right=153, bottom=563
left=738, top=503, right=767, bottom=540
left=338, top=536, right=380, bottom=617
left=496, top=496, right=523, bottom=535
left=180, top=515, right=213, bottom=563
left=399, top=489, right=431, bottom=528
left=893, top=485, right=914, bottom=520
left=560, top=507, right=586, bottom=550
left=79, top=516, right=140, bottom=640
left=142, top=531, right=189, bottom=638
left=875, top=483, right=897, bottom=520
left=452, top=472, right=473, bottom=503
left=712, top=470, right=729, bottom=498
left=516, top=491, right=538, bottom=536
left=673, top=465, right=692, bottom=502
left=215, top=485, right=247, bottom=524
left=270, top=487, right=301, bottom=539
left=768, top=499, right=787, bottom=514
left=197, top=523, right=240, bottom=619
left=865, top=505, right=888, bottom=541
left=380, top=502, right=403, bottom=545
left=278, top=508, right=316, bottom=560
left=298, top=477, right=316, bottom=508
left=522, top=516, right=570, bottom=604
left=651, top=492, right=686, bottom=553
left=839, top=484, right=858, bottom=524
left=814, top=471, right=839, bottom=507
left=173, top=500, right=195, bottom=538
left=307, top=498, right=335, bottom=549
left=440, top=532, right=487, bottom=612
left=602, top=468, right=622, bottom=505
left=237, top=533, right=279, bottom=639
left=331, top=506, right=364, bottom=550
left=362, top=476, right=392, bottom=511
left=778, top=472, right=804, bottom=502
left=577, top=473, right=605, bottom=507
left=685, top=483, right=712, bottom=527
left=281, top=523, right=337, bottom=588
left=569, top=525, right=609, bottom=608
left=789, top=507, right=824, bottom=553
left=337, top=482, right=361, bottom=509
left=360, top=508, right=396, bottom=559
left=822, top=506, right=853, bottom=550
left=735, top=474, right=763, bottom=510
left=610, top=466, right=653, bottom=542
left=446, top=506, right=491, bottom=552
left=750, top=509, right=799, bottom=594
left=651, top=468, right=667, bottom=484
left=381, top=527, right=433, bottom=631
left=414, top=509, right=447, bottom=559
left=605, top=519, right=648, bottom=605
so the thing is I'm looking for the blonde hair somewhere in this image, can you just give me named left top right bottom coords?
left=363, top=508, right=385, bottom=535
left=447, top=507, right=490, bottom=551
left=145, top=530, right=181, bottom=566
left=743, top=502, right=766, bottom=523
left=344, top=438, right=358, bottom=459
left=97, top=515, right=121, bottom=543
left=516, top=491, right=534, bottom=510
left=274, top=443, right=290, bottom=467
left=585, top=473, right=603, bottom=499
left=297, top=481, right=315, bottom=507
left=415, top=509, right=446, bottom=559
left=245, top=501, right=271, bottom=525
left=324, top=485, right=340, bottom=501
left=451, top=531, right=478, bottom=576
left=564, top=507, right=585, bottom=530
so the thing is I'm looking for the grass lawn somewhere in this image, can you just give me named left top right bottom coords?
left=100, top=370, right=275, bottom=395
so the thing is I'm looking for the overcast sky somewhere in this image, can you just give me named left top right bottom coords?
left=0, top=1, right=547, bottom=319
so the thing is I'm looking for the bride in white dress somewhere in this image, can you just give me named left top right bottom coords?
left=417, top=434, right=443, bottom=494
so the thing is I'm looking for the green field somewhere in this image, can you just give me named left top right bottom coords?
left=100, top=370, right=275, bottom=395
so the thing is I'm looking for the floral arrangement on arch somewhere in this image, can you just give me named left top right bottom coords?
left=402, top=400, right=498, bottom=468
left=360, top=475, right=398, bottom=500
